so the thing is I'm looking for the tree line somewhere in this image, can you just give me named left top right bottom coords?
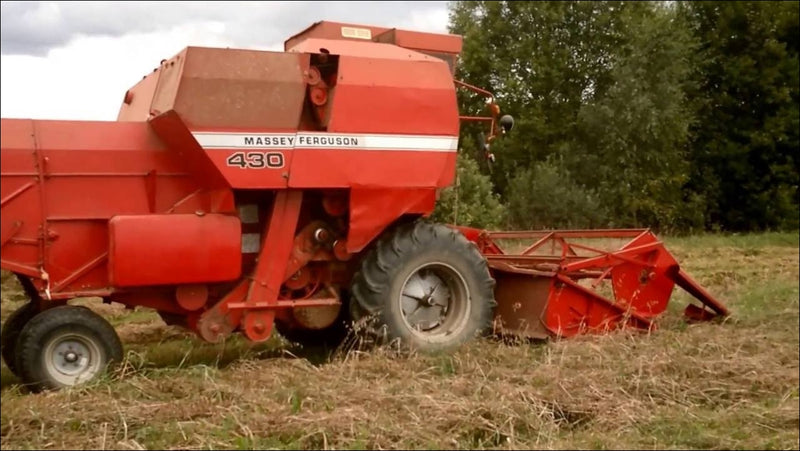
left=432, top=1, right=799, bottom=234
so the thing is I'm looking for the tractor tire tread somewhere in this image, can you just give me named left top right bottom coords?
left=350, top=219, right=496, bottom=352
left=15, top=305, right=123, bottom=392
left=1, top=302, right=38, bottom=376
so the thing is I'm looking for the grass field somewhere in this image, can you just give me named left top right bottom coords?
left=1, top=232, right=798, bottom=450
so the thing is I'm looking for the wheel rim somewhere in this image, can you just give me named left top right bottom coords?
left=399, top=262, right=471, bottom=341
left=43, top=332, right=103, bottom=387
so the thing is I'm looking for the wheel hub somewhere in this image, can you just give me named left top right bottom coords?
left=64, top=351, right=78, bottom=363
left=45, top=333, right=103, bottom=384
left=400, top=264, right=467, bottom=335
left=53, top=339, right=91, bottom=374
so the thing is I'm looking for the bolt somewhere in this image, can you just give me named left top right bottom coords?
left=210, top=324, right=221, bottom=334
left=314, top=228, right=330, bottom=243
left=253, top=322, right=265, bottom=334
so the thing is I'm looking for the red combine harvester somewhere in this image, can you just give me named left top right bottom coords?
left=0, top=21, right=729, bottom=391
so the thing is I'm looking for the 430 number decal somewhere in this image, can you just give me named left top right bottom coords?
left=226, top=152, right=285, bottom=169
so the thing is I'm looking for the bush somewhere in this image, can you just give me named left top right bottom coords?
left=431, top=156, right=508, bottom=229
left=506, top=159, right=609, bottom=229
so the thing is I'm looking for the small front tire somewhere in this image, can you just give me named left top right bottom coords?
left=15, top=305, right=123, bottom=391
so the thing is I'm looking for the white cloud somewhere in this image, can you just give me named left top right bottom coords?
left=407, top=7, right=451, bottom=32
left=1, top=22, right=244, bottom=120
left=0, top=1, right=452, bottom=120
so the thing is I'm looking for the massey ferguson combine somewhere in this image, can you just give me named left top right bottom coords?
left=0, top=21, right=729, bottom=391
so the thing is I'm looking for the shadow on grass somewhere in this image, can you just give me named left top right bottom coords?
left=0, top=332, right=348, bottom=394
left=1, top=316, right=559, bottom=394
left=0, top=365, right=19, bottom=390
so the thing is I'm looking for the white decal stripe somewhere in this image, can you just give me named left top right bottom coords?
left=194, top=133, right=296, bottom=149
left=191, top=132, right=458, bottom=152
left=360, top=136, right=458, bottom=151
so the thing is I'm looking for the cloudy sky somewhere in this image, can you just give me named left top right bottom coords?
left=0, top=1, right=451, bottom=121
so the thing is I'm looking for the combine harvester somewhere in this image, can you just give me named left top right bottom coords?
left=0, top=22, right=729, bottom=391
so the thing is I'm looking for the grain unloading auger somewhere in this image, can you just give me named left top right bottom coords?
left=0, top=21, right=728, bottom=391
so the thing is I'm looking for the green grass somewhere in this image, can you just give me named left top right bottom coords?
left=0, top=231, right=798, bottom=450
left=663, top=230, right=799, bottom=249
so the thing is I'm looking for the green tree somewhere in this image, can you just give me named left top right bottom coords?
left=506, top=158, right=609, bottom=229
left=431, top=152, right=508, bottom=229
left=679, top=1, right=799, bottom=231
left=569, top=3, right=700, bottom=230
left=449, top=1, right=700, bottom=231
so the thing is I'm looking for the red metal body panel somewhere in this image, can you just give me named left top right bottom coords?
left=148, top=111, right=232, bottom=191
left=285, top=21, right=463, bottom=74
left=186, top=40, right=459, bottom=190
left=118, top=46, right=310, bottom=195
left=374, top=29, right=463, bottom=55
left=328, top=55, right=459, bottom=135
left=108, top=213, right=242, bottom=287
left=288, top=37, right=438, bottom=61
left=373, top=29, right=462, bottom=75
left=284, top=21, right=391, bottom=50
left=347, top=188, right=437, bottom=253
left=287, top=145, right=458, bottom=188
left=133, top=47, right=311, bottom=131
left=0, top=120, right=43, bottom=279
left=0, top=118, right=234, bottom=299
left=139, top=40, right=461, bottom=194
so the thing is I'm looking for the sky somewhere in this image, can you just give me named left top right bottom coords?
left=0, top=1, right=452, bottom=121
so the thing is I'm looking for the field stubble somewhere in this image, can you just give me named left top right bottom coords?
left=0, top=232, right=798, bottom=450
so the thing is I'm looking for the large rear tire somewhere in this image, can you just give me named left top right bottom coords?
left=15, top=305, right=124, bottom=391
left=351, top=220, right=496, bottom=353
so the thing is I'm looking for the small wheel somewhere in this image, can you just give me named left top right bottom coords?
left=15, top=305, right=123, bottom=391
left=1, top=302, right=38, bottom=375
left=351, top=220, right=496, bottom=353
